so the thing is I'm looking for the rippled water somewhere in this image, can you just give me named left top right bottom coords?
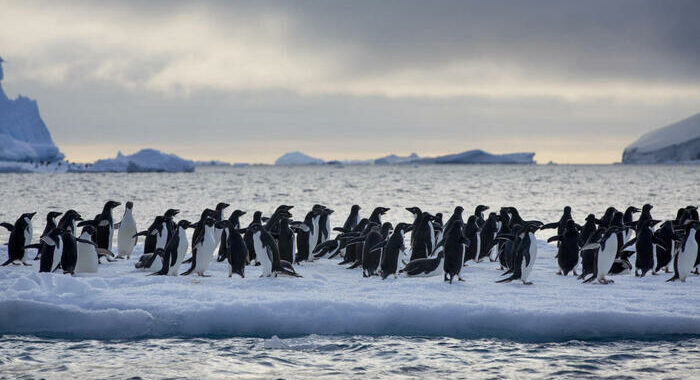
left=0, top=335, right=697, bottom=379
left=0, top=164, right=698, bottom=379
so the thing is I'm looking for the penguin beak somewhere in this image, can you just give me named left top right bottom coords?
left=28, top=212, right=37, bottom=219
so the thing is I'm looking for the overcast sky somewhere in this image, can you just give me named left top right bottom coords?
left=1, top=0, right=699, bottom=163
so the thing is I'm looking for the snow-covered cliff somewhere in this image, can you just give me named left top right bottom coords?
left=622, top=113, right=700, bottom=164
left=0, top=57, right=63, bottom=162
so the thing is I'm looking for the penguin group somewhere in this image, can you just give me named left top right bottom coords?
left=542, top=204, right=699, bottom=284
left=1, top=201, right=698, bottom=285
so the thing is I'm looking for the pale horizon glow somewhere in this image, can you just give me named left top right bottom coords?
left=1, top=0, right=698, bottom=164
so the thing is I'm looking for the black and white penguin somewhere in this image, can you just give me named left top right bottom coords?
left=667, top=222, right=699, bottom=282
left=181, top=217, right=217, bottom=276
left=264, top=205, right=294, bottom=235
left=244, top=211, right=263, bottom=265
left=117, top=201, right=138, bottom=259
left=547, top=219, right=580, bottom=276
left=76, top=226, right=99, bottom=273
left=342, top=205, right=361, bottom=232
left=478, top=213, right=499, bottom=262
left=162, top=208, right=180, bottom=241
left=400, top=251, right=444, bottom=277
left=152, top=220, right=192, bottom=276
left=1, top=212, right=36, bottom=266
left=361, top=224, right=389, bottom=277
left=622, top=206, right=640, bottom=242
left=277, top=217, right=296, bottom=263
left=443, top=220, right=469, bottom=283
left=38, top=228, right=63, bottom=272
left=216, top=209, right=246, bottom=263
left=33, top=211, right=62, bottom=260
left=609, top=250, right=634, bottom=275
left=410, top=212, right=435, bottom=260
left=541, top=206, right=573, bottom=246
left=57, top=210, right=82, bottom=236
left=597, top=207, right=617, bottom=227
left=249, top=224, right=301, bottom=278
left=462, top=215, right=480, bottom=264
left=295, top=210, right=317, bottom=264
left=653, top=221, right=675, bottom=274
left=637, top=204, right=653, bottom=226
left=497, top=223, right=539, bottom=285
left=317, top=208, right=334, bottom=246
left=212, top=202, right=230, bottom=248
left=94, top=200, right=121, bottom=251
left=582, top=227, right=622, bottom=284
left=379, top=223, right=411, bottom=279
left=621, top=218, right=661, bottom=277
left=215, top=220, right=247, bottom=278
left=59, top=230, right=82, bottom=275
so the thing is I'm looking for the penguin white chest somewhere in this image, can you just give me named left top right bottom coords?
left=521, top=234, right=538, bottom=282
left=678, top=229, right=698, bottom=281
left=117, top=211, right=137, bottom=258
left=597, top=235, right=618, bottom=281
left=76, top=235, right=98, bottom=273
left=194, top=229, right=216, bottom=274
left=253, top=233, right=272, bottom=276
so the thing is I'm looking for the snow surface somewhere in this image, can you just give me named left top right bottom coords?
left=0, top=240, right=697, bottom=341
left=87, top=149, right=195, bottom=173
left=623, top=113, right=700, bottom=164
left=0, top=73, right=63, bottom=162
left=275, top=151, right=325, bottom=166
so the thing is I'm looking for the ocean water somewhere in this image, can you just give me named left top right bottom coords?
left=0, top=164, right=698, bottom=379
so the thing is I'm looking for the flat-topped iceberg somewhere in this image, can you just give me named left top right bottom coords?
left=374, top=153, right=420, bottom=165
left=87, top=149, right=194, bottom=173
left=416, top=150, right=535, bottom=164
left=275, top=151, right=325, bottom=166
left=0, top=57, right=63, bottom=163
left=622, top=113, right=700, bottom=164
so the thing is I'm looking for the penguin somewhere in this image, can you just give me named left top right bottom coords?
left=264, top=205, right=294, bottom=235
left=1, top=212, right=36, bottom=266
left=622, top=206, right=640, bottom=242
left=217, top=209, right=247, bottom=262
left=477, top=213, right=499, bottom=262
left=244, top=211, right=263, bottom=265
left=361, top=224, right=389, bottom=277
left=547, top=219, right=580, bottom=276
left=462, top=216, right=480, bottom=263
left=59, top=230, right=82, bottom=275
left=410, top=212, right=435, bottom=260
left=497, top=223, right=539, bottom=285
left=342, top=205, right=361, bottom=232
left=597, top=207, right=617, bottom=227
left=295, top=210, right=317, bottom=264
left=621, top=219, right=661, bottom=277
left=116, top=201, right=138, bottom=259
left=609, top=250, right=634, bottom=275
left=400, top=251, right=444, bottom=277
left=637, top=204, right=653, bottom=226
left=212, top=202, right=230, bottom=247
left=57, top=209, right=82, bottom=236
left=215, top=220, right=247, bottom=278
left=76, top=226, right=99, bottom=273
left=474, top=205, right=489, bottom=228
left=94, top=200, right=121, bottom=251
left=541, top=206, right=573, bottom=247
left=162, top=208, right=180, bottom=241
left=443, top=220, right=469, bottom=283
left=152, top=220, right=192, bottom=276
left=38, top=228, right=64, bottom=272
left=667, top=222, right=699, bottom=282
left=181, top=217, right=217, bottom=276
left=317, top=208, right=334, bottom=246
left=249, top=224, right=301, bottom=278
left=653, top=221, right=676, bottom=273
left=582, top=227, right=622, bottom=284
left=379, top=223, right=411, bottom=279
left=406, top=206, right=423, bottom=243
left=134, top=247, right=164, bottom=272
left=33, top=211, right=62, bottom=260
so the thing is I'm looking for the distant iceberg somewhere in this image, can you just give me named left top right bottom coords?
left=275, top=151, right=325, bottom=166
left=0, top=56, right=64, bottom=163
left=87, top=149, right=195, bottom=173
left=622, top=113, right=700, bottom=164
left=374, top=153, right=420, bottom=165
left=417, top=150, right=536, bottom=164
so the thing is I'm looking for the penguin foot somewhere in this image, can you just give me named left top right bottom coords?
left=22, top=262, right=32, bottom=266
left=458, top=277, right=465, bottom=282
left=556, top=271, right=562, bottom=275
left=12, top=262, right=20, bottom=265
left=522, top=281, right=533, bottom=285
left=573, top=270, right=578, bottom=276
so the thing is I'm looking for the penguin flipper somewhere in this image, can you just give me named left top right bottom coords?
left=1, top=258, right=13, bottom=266
left=0, top=223, right=13, bottom=231
left=540, top=222, right=559, bottom=230
left=180, top=253, right=197, bottom=275
left=547, top=235, right=561, bottom=243
left=496, top=275, right=515, bottom=283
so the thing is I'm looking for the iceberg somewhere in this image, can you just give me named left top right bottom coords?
left=87, top=149, right=195, bottom=173
left=275, top=151, right=325, bottom=166
left=622, top=113, right=700, bottom=164
left=0, top=56, right=64, bottom=163
left=414, top=150, right=535, bottom=164
left=374, top=153, right=420, bottom=165
left=0, top=240, right=697, bottom=341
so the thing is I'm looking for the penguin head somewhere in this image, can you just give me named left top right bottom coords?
left=178, top=219, right=193, bottom=229
left=322, top=208, right=334, bottom=216
left=405, top=207, right=422, bottom=216
left=563, top=206, right=572, bottom=214
left=433, top=213, right=443, bottom=224
left=376, top=207, right=390, bottom=215
left=585, top=214, right=596, bottom=223
left=395, top=223, right=412, bottom=233
left=164, top=209, right=179, bottom=218
left=215, top=202, right=230, bottom=211
left=125, top=201, right=134, bottom=210
left=453, top=206, right=464, bottom=215
left=81, top=225, right=96, bottom=236
left=231, top=209, right=247, bottom=218
left=312, top=204, right=326, bottom=211
left=22, top=212, right=37, bottom=220
left=351, top=205, right=361, bottom=212
left=627, top=206, right=641, bottom=214
left=475, top=205, right=489, bottom=214
left=204, top=217, right=216, bottom=227
left=105, top=200, right=121, bottom=209
left=381, top=222, right=393, bottom=237
left=46, top=211, right=63, bottom=220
